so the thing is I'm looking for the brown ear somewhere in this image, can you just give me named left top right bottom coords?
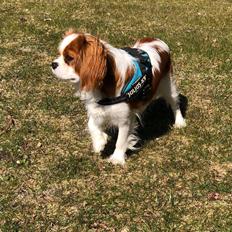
left=78, top=36, right=107, bottom=91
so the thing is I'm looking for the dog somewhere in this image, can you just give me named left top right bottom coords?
left=51, top=30, right=186, bottom=165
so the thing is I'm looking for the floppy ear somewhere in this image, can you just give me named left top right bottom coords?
left=78, top=36, right=107, bottom=91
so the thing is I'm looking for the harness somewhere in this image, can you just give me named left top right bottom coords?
left=97, top=47, right=153, bottom=105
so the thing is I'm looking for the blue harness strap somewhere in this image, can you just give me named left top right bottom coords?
left=121, top=61, right=142, bottom=94
left=97, top=47, right=153, bottom=105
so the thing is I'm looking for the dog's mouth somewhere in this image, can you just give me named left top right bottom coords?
left=51, top=70, right=78, bottom=83
left=69, top=78, right=79, bottom=83
left=60, top=77, right=78, bottom=83
left=61, top=77, right=79, bottom=83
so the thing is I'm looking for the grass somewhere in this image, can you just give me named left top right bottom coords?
left=0, top=0, right=232, bottom=231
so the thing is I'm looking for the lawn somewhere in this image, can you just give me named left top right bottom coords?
left=0, top=0, right=232, bottom=231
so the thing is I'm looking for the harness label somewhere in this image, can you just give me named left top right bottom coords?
left=126, top=75, right=147, bottom=98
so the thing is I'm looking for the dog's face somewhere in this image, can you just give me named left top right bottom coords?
left=51, top=34, right=80, bottom=83
left=51, top=31, right=107, bottom=91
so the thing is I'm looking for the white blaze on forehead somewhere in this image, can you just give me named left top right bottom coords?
left=149, top=39, right=170, bottom=52
left=134, top=39, right=170, bottom=53
left=59, top=34, right=78, bottom=53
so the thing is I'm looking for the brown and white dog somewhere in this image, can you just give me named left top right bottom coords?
left=51, top=30, right=186, bottom=165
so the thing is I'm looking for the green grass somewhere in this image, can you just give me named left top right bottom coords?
left=0, top=0, right=232, bottom=231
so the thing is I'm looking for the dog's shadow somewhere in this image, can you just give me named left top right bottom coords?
left=102, top=94, right=188, bottom=158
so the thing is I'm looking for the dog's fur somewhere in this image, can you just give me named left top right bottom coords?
left=51, top=30, right=186, bottom=165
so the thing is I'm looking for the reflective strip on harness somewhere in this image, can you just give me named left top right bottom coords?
left=121, top=61, right=142, bottom=94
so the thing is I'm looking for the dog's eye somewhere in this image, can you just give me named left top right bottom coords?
left=64, top=55, right=74, bottom=63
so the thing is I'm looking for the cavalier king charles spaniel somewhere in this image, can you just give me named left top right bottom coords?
left=51, top=30, right=186, bottom=165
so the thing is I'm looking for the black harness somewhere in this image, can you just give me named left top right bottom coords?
left=97, top=47, right=153, bottom=105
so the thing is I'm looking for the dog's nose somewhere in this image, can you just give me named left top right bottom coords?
left=51, top=62, right=59, bottom=70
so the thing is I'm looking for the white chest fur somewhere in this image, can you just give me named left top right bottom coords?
left=86, top=102, right=131, bottom=127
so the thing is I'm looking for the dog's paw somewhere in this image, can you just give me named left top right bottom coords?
left=174, top=111, right=186, bottom=128
left=174, top=118, right=186, bottom=128
left=93, top=132, right=108, bottom=153
left=108, top=151, right=126, bottom=166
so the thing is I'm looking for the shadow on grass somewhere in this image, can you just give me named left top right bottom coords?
left=101, top=94, right=188, bottom=158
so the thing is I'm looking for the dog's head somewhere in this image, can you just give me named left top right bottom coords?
left=51, top=31, right=107, bottom=91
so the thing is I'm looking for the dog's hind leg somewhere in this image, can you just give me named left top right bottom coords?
left=157, top=72, right=186, bottom=128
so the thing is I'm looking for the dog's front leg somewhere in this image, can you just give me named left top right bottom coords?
left=109, top=122, right=130, bottom=165
left=88, top=116, right=108, bottom=153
